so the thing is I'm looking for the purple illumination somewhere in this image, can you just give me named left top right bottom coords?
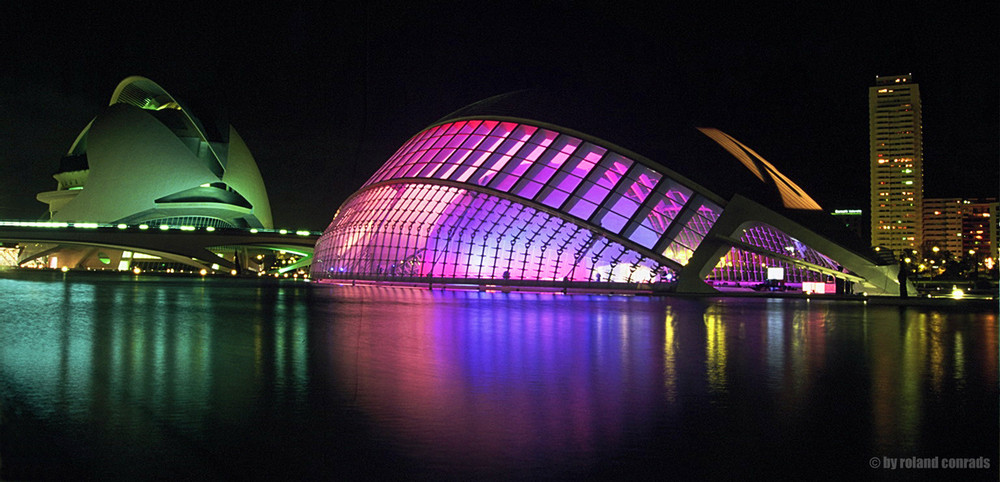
left=314, top=183, right=673, bottom=283
left=707, top=224, right=842, bottom=283
left=315, top=119, right=845, bottom=288
left=324, top=120, right=707, bottom=283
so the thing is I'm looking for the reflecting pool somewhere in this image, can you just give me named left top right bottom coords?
left=1, top=271, right=996, bottom=480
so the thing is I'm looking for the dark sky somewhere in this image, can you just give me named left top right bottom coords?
left=2, top=3, right=997, bottom=230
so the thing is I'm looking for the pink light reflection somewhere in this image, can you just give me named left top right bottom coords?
left=324, top=288, right=662, bottom=469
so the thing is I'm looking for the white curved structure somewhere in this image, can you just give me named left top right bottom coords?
left=37, top=76, right=272, bottom=229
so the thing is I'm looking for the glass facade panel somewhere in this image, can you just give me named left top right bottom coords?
left=576, top=181, right=610, bottom=207
left=492, top=174, right=518, bottom=193
left=475, top=120, right=499, bottom=135
left=452, top=149, right=493, bottom=183
left=430, top=133, right=455, bottom=149
left=565, top=197, right=598, bottom=220
left=321, top=118, right=858, bottom=292
left=516, top=136, right=581, bottom=190
left=430, top=149, right=467, bottom=180
left=312, top=182, right=676, bottom=284
left=610, top=196, right=640, bottom=219
left=443, top=121, right=466, bottom=135
left=512, top=180, right=544, bottom=200
left=643, top=181, right=692, bottom=234
left=538, top=187, right=570, bottom=209
left=621, top=166, right=659, bottom=204
left=500, top=135, right=552, bottom=179
left=457, top=120, right=481, bottom=134
left=704, top=223, right=841, bottom=285
left=595, top=153, right=632, bottom=189
left=627, top=225, right=659, bottom=247
left=416, top=149, right=453, bottom=178
left=445, top=132, right=471, bottom=149
left=460, top=132, right=488, bottom=151
left=470, top=126, right=534, bottom=186
left=600, top=212, right=629, bottom=233
left=571, top=144, right=606, bottom=175
left=549, top=171, right=580, bottom=194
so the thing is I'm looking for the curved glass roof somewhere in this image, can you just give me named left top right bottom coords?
left=315, top=182, right=671, bottom=283
left=314, top=118, right=849, bottom=287
left=360, top=119, right=725, bottom=268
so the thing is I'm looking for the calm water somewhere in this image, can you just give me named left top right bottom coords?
left=1, top=270, right=996, bottom=480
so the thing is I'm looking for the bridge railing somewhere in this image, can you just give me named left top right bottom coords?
left=0, top=220, right=321, bottom=237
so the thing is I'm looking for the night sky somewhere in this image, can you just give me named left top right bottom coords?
left=2, top=3, right=996, bottom=230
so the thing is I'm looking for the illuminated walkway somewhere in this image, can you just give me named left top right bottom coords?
left=0, top=220, right=318, bottom=273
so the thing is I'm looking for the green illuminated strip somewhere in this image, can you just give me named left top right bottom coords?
left=0, top=221, right=70, bottom=228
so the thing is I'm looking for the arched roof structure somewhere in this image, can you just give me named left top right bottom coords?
left=312, top=94, right=905, bottom=295
left=37, top=76, right=272, bottom=229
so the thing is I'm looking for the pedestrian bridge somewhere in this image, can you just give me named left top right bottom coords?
left=0, top=220, right=319, bottom=274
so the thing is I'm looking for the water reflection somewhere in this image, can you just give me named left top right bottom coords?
left=313, top=287, right=996, bottom=477
left=663, top=307, right=678, bottom=403
left=1, top=273, right=317, bottom=479
left=704, top=304, right=728, bottom=393
left=318, top=287, right=671, bottom=473
left=0, top=272, right=996, bottom=479
left=864, top=306, right=998, bottom=455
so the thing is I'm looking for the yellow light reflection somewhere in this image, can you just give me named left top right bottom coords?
left=704, top=306, right=727, bottom=392
left=953, top=332, right=965, bottom=384
left=663, top=307, right=677, bottom=403
left=929, top=313, right=945, bottom=393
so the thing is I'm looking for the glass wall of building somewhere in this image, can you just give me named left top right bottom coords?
left=313, top=119, right=859, bottom=290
